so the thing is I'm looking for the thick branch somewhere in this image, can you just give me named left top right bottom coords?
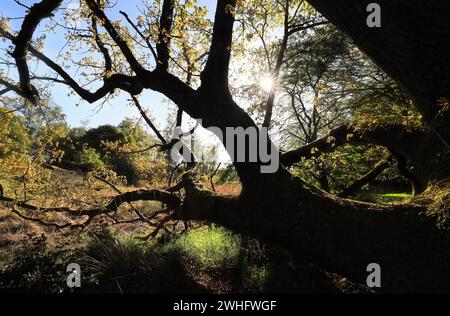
left=281, top=123, right=432, bottom=194
left=174, top=170, right=450, bottom=291
left=156, top=0, right=175, bottom=70
left=338, top=155, right=392, bottom=198
left=0, top=189, right=181, bottom=219
left=3, top=3, right=197, bottom=127
left=281, top=125, right=350, bottom=166
left=11, top=0, right=63, bottom=102
left=200, top=0, right=236, bottom=88
left=3, top=27, right=137, bottom=102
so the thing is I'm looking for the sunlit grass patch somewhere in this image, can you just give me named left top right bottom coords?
left=380, top=193, right=411, bottom=198
left=157, top=225, right=241, bottom=269
left=155, top=226, right=272, bottom=292
left=374, top=192, right=411, bottom=203
left=355, top=191, right=411, bottom=203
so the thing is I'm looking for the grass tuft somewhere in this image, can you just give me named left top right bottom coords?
left=156, top=225, right=241, bottom=269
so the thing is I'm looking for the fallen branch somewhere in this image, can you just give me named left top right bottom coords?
left=0, top=189, right=181, bottom=226
left=338, top=155, right=392, bottom=198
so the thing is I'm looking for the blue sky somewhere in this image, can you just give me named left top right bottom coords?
left=0, top=0, right=217, bottom=128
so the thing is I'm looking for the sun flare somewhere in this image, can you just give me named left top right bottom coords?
left=260, top=75, right=275, bottom=92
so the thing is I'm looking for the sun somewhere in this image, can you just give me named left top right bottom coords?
left=260, top=74, right=275, bottom=92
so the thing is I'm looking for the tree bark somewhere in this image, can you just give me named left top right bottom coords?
left=177, top=169, right=450, bottom=292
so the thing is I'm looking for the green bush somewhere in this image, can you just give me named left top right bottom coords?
left=0, top=234, right=78, bottom=293
left=74, top=147, right=104, bottom=170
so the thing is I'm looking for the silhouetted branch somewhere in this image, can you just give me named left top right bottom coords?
left=12, top=0, right=63, bottom=102
left=338, top=155, right=392, bottom=198
left=210, top=163, right=222, bottom=192
left=0, top=189, right=181, bottom=220
left=156, top=0, right=175, bottom=70
left=119, top=10, right=158, bottom=62
left=131, top=95, right=167, bottom=144
left=200, top=0, right=236, bottom=87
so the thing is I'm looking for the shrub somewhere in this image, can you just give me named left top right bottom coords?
left=81, top=228, right=198, bottom=293
left=74, top=147, right=104, bottom=170
left=0, top=234, right=78, bottom=293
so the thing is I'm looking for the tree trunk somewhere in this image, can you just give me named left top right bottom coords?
left=178, top=167, right=450, bottom=292
left=166, top=58, right=450, bottom=290
left=167, top=89, right=449, bottom=292
left=168, top=0, right=450, bottom=291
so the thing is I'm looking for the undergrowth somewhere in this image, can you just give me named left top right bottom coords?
left=0, top=224, right=318, bottom=293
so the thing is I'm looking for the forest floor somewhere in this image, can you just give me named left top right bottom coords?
left=0, top=168, right=409, bottom=294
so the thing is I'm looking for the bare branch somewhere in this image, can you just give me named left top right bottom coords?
left=28, top=45, right=143, bottom=102
left=11, top=208, right=74, bottom=229
left=91, top=17, right=112, bottom=74
left=119, top=10, right=158, bottom=62
left=11, top=0, right=63, bottom=102
left=262, top=0, right=289, bottom=128
left=131, top=95, right=167, bottom=144
left=287, top=20, right=329, bottom=36
left=210, top=162, right=222, bottom=192
left=0, top=189, right=181, bottom=220
left=148, top=213, right=175, bottom=239
left=0, top=87, right=12, bottom=96
left=121, top=143, right=163, bottom=155
left=2, top=5, right=196, bottom=123
left=0, top=77, right=27, bottom=98
left=281, top=125, right=350, bottom=166
left=14, top=0, right=31, bottom=10
left=85, top=0, right=146, bottom=76
left=338, top=155, right=393, bottom=198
